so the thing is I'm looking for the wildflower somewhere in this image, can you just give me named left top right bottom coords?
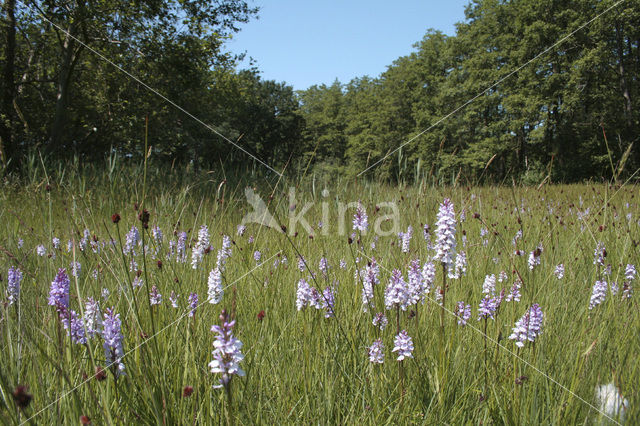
left=512, top=229, right=522, bottom=246
left=129, top=258, right=138, bottom=272
left=79, top=229, right=90, bottom=252
left=480, top=227, right=489, bottom=246
left=423, top=224, right=433, bottom=250
left=308, top=287, right=323, bottom=310
left=52, top=237, right=61, bottom=249
left=594, top=383, right=628, bottom=421
left=554, top=264, right=564, bottom=279
left=407, top=259, right=425, bottom=305
left=101, top=288, right=110, bottom=301
left=209, top=310, right=245, bottom=389
left=217, top=236, right=232, bottom=270
left=371, top=236, right=378, bottom=250
left=478, top=296, right=498, bottom=320
left=593, top=242, right=606, bottom=266
left=17, top=238, right=24, bottom=249
left=610, top=281, right=619, bottom=295
left=176, top=231, right=187, bottom=263
left=297, top=255, right=307, bottom=272
left=508, top=304, right=544, bottom=347
left=7, top=267, right=22, bottom=305
left=449, top=251, right=467, bottom=279
left=421, top=261, right=435, bottom=294
left=368, top=339, right=384, bottom=364
left=322, top=286, right=335, bottom=318
left=360, top=260, right=379, bottom=311
left=237, top=225, right=246, bottom=236
left=505, top=279, right=522, bottom=302
left=36, top=245, right=47, bottom=257
left=384, top=269, right=410, bottom=311
left=528, top=245, right=542, bottom=270
left=123, top=226, right=140, bottom=255
left=435, top=286, right=443, bottom=305
left=207, top=268, right=223, bottom=304
left=319, top=257, right=329, bottom=275
left=89, top=237, right=100, bottom=254
left=170, top=291, right=179, bottom=308
left=392, top=330, right=414, bottom=361
left=188, top=293, right=198, bottom=317
left=482, top=274, right=496, bottom=295
left=191, top=225, right=210, bottom=269
left=81, top=298, right=101, bottom=338
left=372, top=312, right=388, bottom=330
left=61, top=310, right=87, bottom=344
left=352, top=205, right=368, bottom=232
left=433, top=198, right=456, bottom=265
left=399, top=225, right=412, bottom=253
left=339, top=259, right=347, bottom=269
left=132, top=276, right=143, bottom=288
left=151, top=226, right=163, bottom=245
left=624, top=264, right=636, bottom=281
left=498, top=270, right=508, bottom=283
left=70, top=261, right=81, bottom=278
left=589, top=280, right=608, bottom=309
left=622, top=264, right=635, bottom=299
left=296, top=278, right=313, bottom=310
left=455, top=301, right=471, bottom=326
left=149, top=285, right=162, bottom=305
left=48, top=269, right=70, bottom=312
left=102, top=308, right=125, bottom=376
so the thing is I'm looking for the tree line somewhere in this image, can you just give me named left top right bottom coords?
left=1, top=0, right=638, bottom=183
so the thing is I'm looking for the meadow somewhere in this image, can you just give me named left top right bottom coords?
left=0, top=159, right=638, bottom=424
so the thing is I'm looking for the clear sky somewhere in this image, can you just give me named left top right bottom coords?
left=226, top=0, right=470, bottom=91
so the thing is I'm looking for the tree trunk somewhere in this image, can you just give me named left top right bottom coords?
left=49, top=22, right=79, bottom=154
left=0, top=0, right=16, bottom=168
left=614, top=20, right=633, bottom=128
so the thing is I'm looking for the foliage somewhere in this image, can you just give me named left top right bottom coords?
left=1, top=0, right=639, bottom=182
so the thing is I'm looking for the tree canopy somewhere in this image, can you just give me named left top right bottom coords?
left=1, top=0, right=638, bottom=183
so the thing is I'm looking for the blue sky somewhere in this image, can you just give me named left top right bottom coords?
left=226, top=0, right=470, bottom=91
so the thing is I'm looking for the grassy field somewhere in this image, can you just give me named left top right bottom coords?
left=0, top=162, right=638, bottom=424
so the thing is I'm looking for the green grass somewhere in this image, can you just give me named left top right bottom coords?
left=0, top=164, right=638, bottom=424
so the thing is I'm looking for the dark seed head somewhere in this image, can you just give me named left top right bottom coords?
left=80, top=415, right=91, bottom=424
left=95, top=367, right=107, bottom=382
left=111, top=213, right=121, bottom=224
left=182, top=386, right=194, bottom=398
left=138, top=209, right=150, bottom=228
left=12, top=386, right=32, bottom=409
